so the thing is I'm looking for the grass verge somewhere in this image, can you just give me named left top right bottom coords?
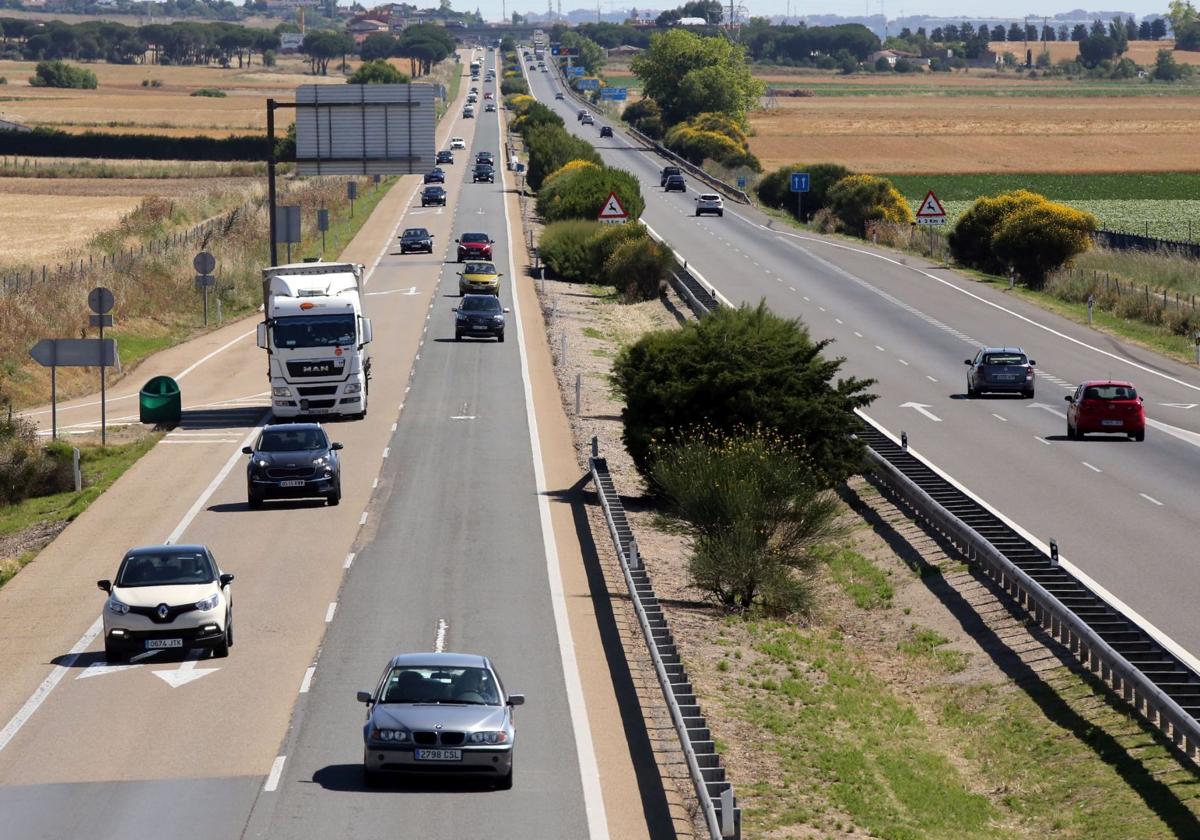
left=0, top=433, right=160, bottom=588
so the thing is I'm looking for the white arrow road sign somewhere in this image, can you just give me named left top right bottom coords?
left=900, top=402, right=942, bottom=422
left=1161, top=403, right=1198, bottom=409
left=1028, top=402, right=1067, bottom=419
left=154, top=649, right=219, bottom=688
left=77, top=647, right=162, bottom=680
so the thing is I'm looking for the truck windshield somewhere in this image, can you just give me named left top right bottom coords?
left=273, top=314, right=356, bottom=348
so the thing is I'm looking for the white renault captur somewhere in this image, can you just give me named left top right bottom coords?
left=97, top=544, right=233, bottom=662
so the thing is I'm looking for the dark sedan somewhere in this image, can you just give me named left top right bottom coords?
left=454, top=293, right=507, bottom=341
left=244, top=423, right=343, bottom=507
left=472, top=164, right=495, bottom=183
left=664, top=173, right=686, bottom=192
left=399, top=226, right=434, bottom=253
left=599, top=125, right=613, bottom=138
left=965, top=346, right=1036, bottom=398
left=423, top=168, right=446, bottom=184
left=436, top=150, right=455, bottom=165
left=420, top=186, right=446, bottom=207
left=475, top=151, right=495, bottom=166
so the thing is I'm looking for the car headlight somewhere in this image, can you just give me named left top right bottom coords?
left=493, top=316, right=504, bottom=322
left=469, top=731, right=510, bottom=745
left=107, top=596, right=130, bottom=615
left=256, top=459, right=269, bottom=469
left=195, top=593, right=220, bottom=611
left=272, top=386, right=291, bottom=397
left=373, top=728, right=409, bottom=743
left=344, top=382, right=361, bottom=395
left=312, top=456, right=327, bottom=467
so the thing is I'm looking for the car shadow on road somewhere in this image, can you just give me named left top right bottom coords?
left=311, top=764, right=497, bottom=794
left=1043, top=435, right=1131, bottom=443
left=541, top=472, right=681, bottom=839
left=207, top=499, right=328, bottom=513
left=842, top=477, right=1200, bottom=837
left=52, top=646, right=215, bottom=668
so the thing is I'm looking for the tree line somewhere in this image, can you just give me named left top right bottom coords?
left=0, top=18, right=280, bottom=65
left=352, top=23, right=455, bottom=77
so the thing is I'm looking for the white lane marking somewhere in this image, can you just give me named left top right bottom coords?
left=1146, top=418, right=1200, bottom=449
left=450, top=415, right=477, bottom=420
left=875, top=345, right=886, bottom=352
left=854, top=331, right=863, bottom=338
left=325, top=603, right=337, bottom=623
left=299, top=666, right=316, bottom=694
left=382, top=447, right=390, bottom=458
left=391, top=422, right=398, bottom=432
left=0, top=617, right=103, bottom=752
left=898, top=359, right=909, bottom=366
left=162, top=440, right=240, bottom=445
left=166, top=413, right=271, bottom=545
left=802, top=295, right=810, bottom=301
left=991, top=413, right=1007, bottom=422
left=264, top=755, right=286, bottom=792
left=835, top=318, right=843, bottom=325
left=900, top=402, right=941, bottom=422
left=499, top=113, right=608, bottom=839
left=818, top=306, right=826, bottom=312
left=1082, top=462, right=1102, bottom=473
left=153, top=649, right=219, bottom=688
left=344, top=552, right=355, bottom=569
left=372, top=478, right=378, bottom=489
left=1140, top=493, right=1164, bottom=506
left=130, top=649, right=164, bottom=663
left=927, top=376, right=938, bottom=382
left=359, top=512, right=368, bottom=525
left=1036, top=436, right=1052, bottom=445
left=434, top=618, right=448, bottom=653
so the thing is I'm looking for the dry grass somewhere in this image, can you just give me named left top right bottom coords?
left=0, top=194, right=143, bottom=265
left=989, top=39, right=1200, bottom=66
left=748, top=94, right=1200, bottom=173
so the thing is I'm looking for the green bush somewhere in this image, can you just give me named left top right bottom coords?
left=948, top=189, right=1044, bottom=275
left=512, top=100, right=563, bottom=134
left=664, top=112, right=761, bottom=171
left=500, top=76, right=529, bottom=96
left=539, top=220, right=606, bottom=282
left=262, top=50, right=277, bottom=67
left=347, top=60, right=410, bottom=84
left=651, top=428, right=840, bottom=615
left=756, top=162, right=852, bottom=221
left=537, top=164, right=644, bottom=222
left=29, top=60, right=98, bottom=89
left=620, top=97, right=663, bottom=139
left=0, top=127, right=268, bottom=161
left=992, top=202, right=1097, bottom=288
left=604, top=236, right=674, bottom=302
left=524, top=123, right=601, bottom=190
left=0, top=417, right=74, bottom=505
left=825, top=174, right=913, bottom=236
left=190, top=87, right=227, bottom=97
left=613, top=302, right=875, bottom=483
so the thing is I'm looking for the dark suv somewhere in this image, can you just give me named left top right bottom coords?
left=472, top=163, right=495, bottom=183
left=436, top=150, right=455, bottom=165
left=475, top=151, right=495, bottom=167
left=455, top=294, right=508, bottom=342
left=399, top=227, right=434, bottom=254
left=420, top=185, right=446, bottom=207
left=965, top=347, right=1036, bottom=398
left=664, top=173, right=686, bottom=192
left=660, top=166, right=681, bottom=187
left=244, top=423, right=343, bottom=507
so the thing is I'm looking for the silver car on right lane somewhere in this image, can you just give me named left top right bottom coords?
left=358, top=652, right=525, bottom=789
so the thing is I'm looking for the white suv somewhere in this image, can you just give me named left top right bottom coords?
left=451, top=137, right=466, bottom=150
left=695, top=193, right=724, bottom=217
left=98, top=544, right=234, bottom=662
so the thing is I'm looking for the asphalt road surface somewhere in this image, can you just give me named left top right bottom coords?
left=527, top=59, right=1200, bottom=671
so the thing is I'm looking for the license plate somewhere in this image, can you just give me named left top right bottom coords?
left=146, top=638, right=182, bottom=649
left=472, top=325, right=489, bottom=330
left=414, top=749, right=462, bottom=762
left=1101, top=419, right=1123, bottom=427
left=280, top=479, right=306, bottom=487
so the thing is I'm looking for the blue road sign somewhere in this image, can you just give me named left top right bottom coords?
left=566, top=65, right=584, bottom=77
left=599, top=87, right=627, bottom=100
left=551, top=45, right=560, bottom=55
left=576, top=78, right=600, bottom=90
left=737, top=176, right=747, bottom=189
left=790, top=172, right=810, bottom=193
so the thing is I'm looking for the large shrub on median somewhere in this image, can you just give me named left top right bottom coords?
left=539, top=220, right=649, bottom=285
left=613, top=302, right=876, bottom=485
left=537, top=164, right=645, bottom=223
left=524, top=123, right=601, bottom=190
left=604, top=236, right=675, bottom=302
left=756, top=162, right=852, bottom=222
left=620, top=97, right=663, bottom=139
left=826, top=174, right=913, bottom=236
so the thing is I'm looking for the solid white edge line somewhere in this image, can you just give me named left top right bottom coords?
left=1082, top=462, right=1102, bottom=473
left=325, top=603, right=337, bottom=623
left=434, top=618, right=448, bottom=653
left=359, top=512, right=368, bottom=525
left=0, top=617, right=102, bottom=754
left=499, top=97, right=609, bottom=839
left=344, top=552, right=355, bottom=569
left=858, top=407, right=1200, bottom=677
left=264, top=755, right=286, bottom=792
left=1140, top=493, right=1164, bottom=506
left=299, top=666, right=316, bottom=694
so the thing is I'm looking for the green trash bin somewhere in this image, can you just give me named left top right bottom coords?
left=139, top=375, right=181, bottom=424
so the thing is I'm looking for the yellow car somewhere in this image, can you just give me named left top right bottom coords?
left=458, top=261, right=502, bottom=296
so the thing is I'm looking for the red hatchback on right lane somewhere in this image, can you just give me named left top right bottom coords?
left=1065, top=380, right=1146, bottom=441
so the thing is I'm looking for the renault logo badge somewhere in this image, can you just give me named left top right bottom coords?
left=157, top=604, right=169, bottom=619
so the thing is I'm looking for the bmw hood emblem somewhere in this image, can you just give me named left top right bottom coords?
left=157, top=604, right=169, bottom=619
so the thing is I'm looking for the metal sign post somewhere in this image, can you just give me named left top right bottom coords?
left=30, top=338, right=119, bottom=442
left=87, top=287, right=114, bottom=446
left=347, top=180, right=357, bottom=218
left=914, top=190, right=948, bottom=257
left=317, top=208, right=330, bottom=257
left=194, top=252, right=216, bottom=327
left=790, top=172, right=810, bottom=221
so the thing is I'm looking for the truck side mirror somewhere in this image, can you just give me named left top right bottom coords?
left=256, top=322, right=268, bottom=350
left=360, top=318, right=374, bottom=346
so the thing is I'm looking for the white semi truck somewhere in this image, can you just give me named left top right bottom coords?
left=257, top=261, right=373, bottom=420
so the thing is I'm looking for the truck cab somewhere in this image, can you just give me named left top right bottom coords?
left=257, top=262, right=373, bottom=420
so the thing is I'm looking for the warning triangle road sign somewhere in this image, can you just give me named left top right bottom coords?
left=915, top=190, right=946, bottom=218
left=598, top=191, right=629, bottom=220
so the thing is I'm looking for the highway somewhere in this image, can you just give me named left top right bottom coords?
left=525, top=59, right=1200, bottom=669
left=0, top=51, right=611, bottom=840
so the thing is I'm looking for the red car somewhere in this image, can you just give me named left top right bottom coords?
left=1065, top=380, right=1145, bottom=441
left=456, top=232, right=494, bottom=262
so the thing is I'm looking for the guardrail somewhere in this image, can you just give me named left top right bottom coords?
left=546, top=58, right=752, bottom=205
left=655, top=238, right=1200, bottom=768
left=588, top=445, right=741, bottom=839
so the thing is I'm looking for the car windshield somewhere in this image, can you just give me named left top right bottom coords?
left=403, top=228, right=428, bottom=238
left=381, top=666, right=500, bottom=705
left=1084, top=385, right=1138, bottom=401
left=464, top=262, right=496, bottom=275
left=462, top=296, right=501, bottom=313
left=273, top=314, right=356, bottom=348
left=117, top=551, right=215, bottom=588
left=257, top=427, right=328, bottom=452
left=461, top=233, right=489, bottom=243
left=664, top=167, right=680, bottom=175
left=982, top=353, right=1027, bottom=366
